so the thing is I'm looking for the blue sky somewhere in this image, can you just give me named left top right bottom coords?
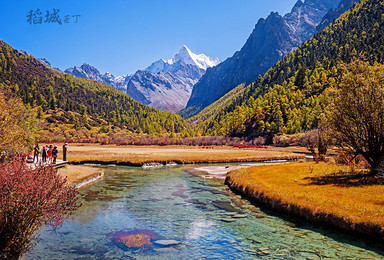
left=0, top=0, right=298, bottom=75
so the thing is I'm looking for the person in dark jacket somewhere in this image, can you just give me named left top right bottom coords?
left=52, top=145, right=58, bottom=164
left=33, top=143, right=40, bottom=163
left=63, top=143, right=68, bottom=161
left=41, top=145, right=47, bottom=163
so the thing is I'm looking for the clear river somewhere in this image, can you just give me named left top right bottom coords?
left=25, top=164, right=384, bottom=259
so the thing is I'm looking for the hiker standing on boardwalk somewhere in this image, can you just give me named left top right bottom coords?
left=63, top=143, right=68, bottom=161
left=48, top=144, right=53, bottom=163
left=52, top=145, right=58, bottom=164
left=41, top=145, right=47, bottom=163
left=33, top=143, right=40, bottom=163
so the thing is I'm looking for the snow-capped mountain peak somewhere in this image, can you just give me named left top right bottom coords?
left=146, top=45, right=220, bottom=74
left=174, top=45, right=220, bottom=70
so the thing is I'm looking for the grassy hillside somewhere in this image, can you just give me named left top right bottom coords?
left=0, top=40, right=190, bottom=139
left=196, top=0, right=384, bottom=140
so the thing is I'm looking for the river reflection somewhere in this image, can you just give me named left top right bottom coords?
left=26, top=165, right=384, bottom=259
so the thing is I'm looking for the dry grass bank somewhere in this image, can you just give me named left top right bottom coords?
left=225, top=162, right=384, bottom=239
left=63, top=143, right=305, bottom=165
left=58, top=165, right=104, bottom=188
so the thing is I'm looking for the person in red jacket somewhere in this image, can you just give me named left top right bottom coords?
left=48, top=144, right=53, bottom=163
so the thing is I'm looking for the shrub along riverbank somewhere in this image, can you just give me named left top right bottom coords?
left=225, top=162, right=384, bottom=240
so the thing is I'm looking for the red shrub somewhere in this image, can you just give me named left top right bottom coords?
left=233, top=143, right=267, bottom=149
left=0, top=159, right=79, bottom=259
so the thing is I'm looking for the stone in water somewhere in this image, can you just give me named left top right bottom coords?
left=154, top=240, right=181, bottom=246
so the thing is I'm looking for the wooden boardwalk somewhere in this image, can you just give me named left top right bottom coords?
left=54, top=160, right=68, bottom=169
left=28, top=159, right=68, bottom=170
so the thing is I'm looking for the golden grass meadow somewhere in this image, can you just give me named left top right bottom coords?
left=226, top=162, right=384, bottom=228
left=65, top=143, right=305, bottom=165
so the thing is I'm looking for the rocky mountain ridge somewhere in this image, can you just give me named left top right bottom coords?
left=183, top=0, right=341, bottom=118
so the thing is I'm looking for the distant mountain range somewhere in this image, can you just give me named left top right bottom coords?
left=65, top=46, right=220, bottom=112
left=64, top=65, right=131, bottom=92
left=182, top=0, right=341, bottom=118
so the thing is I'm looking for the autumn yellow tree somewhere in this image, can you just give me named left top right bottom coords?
left=0, top=89, right=37, bottom=160
left=325, top=59, right=384, bottom=175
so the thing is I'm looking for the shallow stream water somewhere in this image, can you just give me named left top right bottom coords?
left=25, top=164, right=384, bottom=259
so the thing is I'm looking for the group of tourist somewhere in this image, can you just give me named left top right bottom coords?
left=33, top=143, right=68, bottom=164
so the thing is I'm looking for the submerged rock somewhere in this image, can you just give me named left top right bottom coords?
left=154, top=240, right=181, bottom=246
left=107, top=229, right=157, bottom=249
left=172, top=189, right=189, bottom=199
left=232, top=214, right=248, bottom=218
left=166, top=162, right=178, bottom=166
left=142, top=163, right=164, bottom=168
left=212, top=200, right=243, bottom=213
left=258, top=247, right=271, bottom=255
left=221, top=218, right=237, bottom=222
